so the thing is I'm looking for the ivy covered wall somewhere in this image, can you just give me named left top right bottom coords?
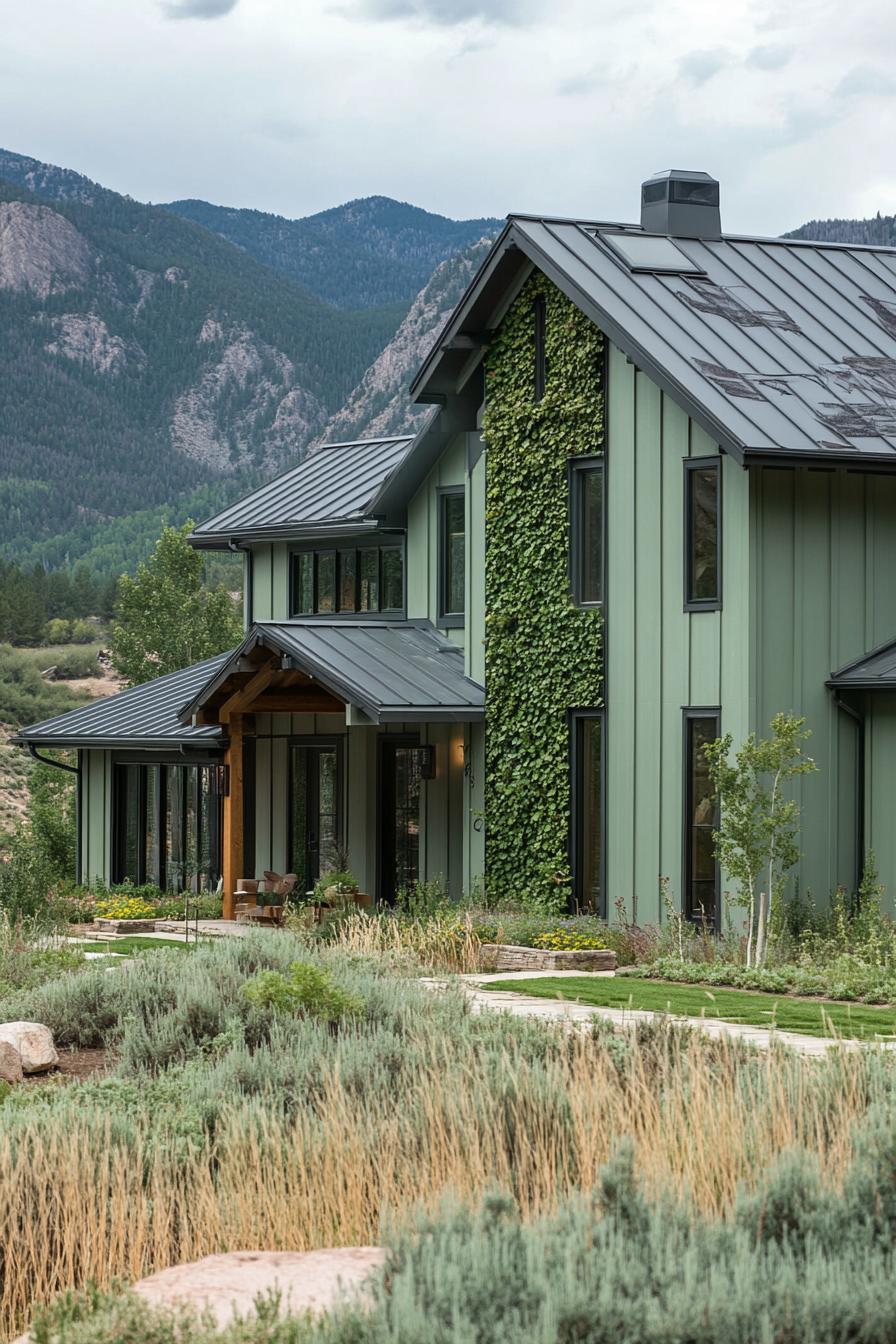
left=482, top=273, right=605, bottom=906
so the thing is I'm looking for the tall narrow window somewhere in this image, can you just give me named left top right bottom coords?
left=534, top=293, right=547, bottom=401
left=438, top=488, right=465, bottom=625
left=381, top=547, right=404, bottom=612
left=338, top=550, right=357, bottom=612
left=571, top=711, right=604, bottom=914
left=683, top=710, right=720, bottom=926
left=316, top=551, right=336, bottom=614
left=570, top=459, right=604, bottom=607
left=684, top=458, right=721, bottom=609
left=296, top=552, right=314, bottom=614
left=359, top=549, right=379, bottom=611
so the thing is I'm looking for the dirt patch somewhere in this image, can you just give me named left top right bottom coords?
left=22, top=1047, right=110, bottom=1086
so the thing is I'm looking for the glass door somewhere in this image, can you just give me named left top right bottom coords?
left=290, top=742, right=342, bottom=894
left=379, top=739, right=422, bottom=904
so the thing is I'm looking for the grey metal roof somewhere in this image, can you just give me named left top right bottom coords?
left=189, top=436, right=414, bottom=547
left=828, top=638, right=896, bottom=690
left=180, top=621, right=485, bottom=724
left=11, top=654, right=231, bottom=749
left=412, top=216, right=896, bottom=469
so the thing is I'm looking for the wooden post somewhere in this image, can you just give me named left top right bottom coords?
left=222, top=715, right=244, bottom=921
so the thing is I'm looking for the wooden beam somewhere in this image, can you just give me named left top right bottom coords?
left=222, top=716, right=244, bottom=920
left=219, top=664, right=278, bottom=722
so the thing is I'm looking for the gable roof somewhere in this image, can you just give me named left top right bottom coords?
left=179, top=620, right=485, bottom=724
left=189, top=435, right=414, bottom=548
left=828, top=637, right=896, bottom=690
left=11, top=654, right=231, bottom=749
left=413, top=217, right=896, bottom=470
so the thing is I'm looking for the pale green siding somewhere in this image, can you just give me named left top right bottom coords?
left=467, top=440, right=486, bottom=684
left=605, top=345, right=750, bottom=924
left=750, top=468, right=896, bottom=907
left=406, top=433, right=467, bottom=644
left=80, top=750, right=112, bottom=885
left=248, top=717, right=466, bottom=898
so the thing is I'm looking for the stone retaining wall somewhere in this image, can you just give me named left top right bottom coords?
left=480, top=944, right=616, bottom=972
left=93, top=918, right=159, bottom=934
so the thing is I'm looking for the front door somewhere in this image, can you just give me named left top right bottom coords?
left=379, top=738, right=422, bottom=903
left=290, top=742, right=341, bottom=894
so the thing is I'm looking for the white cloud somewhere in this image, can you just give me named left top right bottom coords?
left=0, top=0, right=893, bottom=235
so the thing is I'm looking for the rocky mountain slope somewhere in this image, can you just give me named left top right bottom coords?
left=0, top=148, right=501, bottom=573
left=164, top=195, right=501, bottom=310
left=320, top=239, right=493, bottom=443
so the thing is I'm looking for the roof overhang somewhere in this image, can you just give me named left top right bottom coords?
left=410, top=219, right=749, bottom=464
left=188, top=519, right=383, bottom=551
left=179, top=621, right=485, bottom=727
left=827, top=636, right=896, bottom=691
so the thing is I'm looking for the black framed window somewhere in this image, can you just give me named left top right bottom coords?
left=289, top=739, right=343, bottom=894
left=684, top=458, right=721, bottom=609
left=534, top=292, right=547, bottom=401
left=290, top=543, right=405, bottom=617
left=683, top=710, right=720, bottom=926
left=570, top=710, right=605, bottom=915
left=570, top=458, right=604, bottom=607
left=438, top=488, right=465, bottom=626
left=114, top=762, right=223, bottom=891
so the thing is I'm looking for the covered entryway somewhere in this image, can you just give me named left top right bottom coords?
left=177, top=620, right=484, bottom=916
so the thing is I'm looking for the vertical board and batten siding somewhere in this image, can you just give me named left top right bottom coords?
left=606, top=344, right=750, bottom=925
left=406, top=434, right=466, bottom=645
left=249, top=716, right=465, bottom=899
left=80, top=749, right=113, bottom=884
left=247, top=543, right=290, bottom=623
left=750, top=468, right=896, bottom=905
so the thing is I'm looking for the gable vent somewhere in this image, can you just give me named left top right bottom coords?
left=640, top=169, right=721, bottom=239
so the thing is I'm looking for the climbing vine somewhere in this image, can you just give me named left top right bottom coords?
left=482, top=273, right=604, bottom=908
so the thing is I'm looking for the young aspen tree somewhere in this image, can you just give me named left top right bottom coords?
left=704, top=714, right=817, bottom=967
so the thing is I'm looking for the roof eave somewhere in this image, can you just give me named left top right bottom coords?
left=10, top=733, right=224, bottom=749
left=188, top=518, right=383, bottom=550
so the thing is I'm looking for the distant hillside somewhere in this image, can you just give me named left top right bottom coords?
left=784, top=213, right=896, bottom=247
left=320, top=239, right=494, bottom=444
left=164, top=195, right=501, bottom=310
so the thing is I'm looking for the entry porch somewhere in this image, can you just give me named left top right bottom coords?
left=178, top=621, right=485, bottom=917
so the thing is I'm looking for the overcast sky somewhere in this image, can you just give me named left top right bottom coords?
left=2, top=0, right=895, bottom=233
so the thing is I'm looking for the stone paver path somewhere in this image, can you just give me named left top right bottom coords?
left=425, top=973, right=896, bottom=1058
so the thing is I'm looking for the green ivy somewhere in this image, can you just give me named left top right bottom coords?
left=482, top=274, right=605, bottom=908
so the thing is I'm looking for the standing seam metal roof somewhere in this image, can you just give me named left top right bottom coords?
left=189, top=436, right=414, bottom=543
left=179, top=621, right=485, bottom=723
left=827, top=638, right=896, bottom=689
left=414, top=215, right=896, bottom=466
left=11, top=653, right=231, bottom=748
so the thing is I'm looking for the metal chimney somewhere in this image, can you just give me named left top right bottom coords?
left=640, top=169, right=721, bottom=238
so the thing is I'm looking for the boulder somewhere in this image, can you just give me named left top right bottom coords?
left=132, top=1249, right=385, bottom=1326
left=10, top=1248, right=386, bottom=1343
left=0, top=1041, right=23, bottom=1084
left=0, top=1023, right=57, bottom=1074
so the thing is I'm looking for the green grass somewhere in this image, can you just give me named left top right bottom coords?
left=480, top=975, right=896, bottom=1041
left=67, top=936, right=202, bottom=955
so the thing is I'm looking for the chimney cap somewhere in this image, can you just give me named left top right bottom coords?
left=640, top=169, right=721, bottom=239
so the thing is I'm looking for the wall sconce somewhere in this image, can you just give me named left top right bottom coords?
left=414, top=745, right=436, bottom=780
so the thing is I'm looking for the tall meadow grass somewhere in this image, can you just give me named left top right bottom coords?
left=0, top=935, right=892, bottom=1338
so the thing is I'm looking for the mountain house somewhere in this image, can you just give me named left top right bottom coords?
left=16, top=169, right=896, bottom=922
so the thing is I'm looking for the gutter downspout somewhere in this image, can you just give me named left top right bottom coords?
left=834, top=697, right=865, bottom=897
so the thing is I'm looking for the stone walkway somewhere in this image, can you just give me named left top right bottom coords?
left=430, top=972, right=896, bottom=1058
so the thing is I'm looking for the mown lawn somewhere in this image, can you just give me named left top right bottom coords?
left=67, top=936, right=201, bottom=956
left=480, top=975, right=896, bottom=1040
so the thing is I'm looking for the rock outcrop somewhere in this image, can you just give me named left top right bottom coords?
left=0, top=202, right=91, bottom=299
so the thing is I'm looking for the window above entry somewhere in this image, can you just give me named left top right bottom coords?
left=291, top=542, right=405, bottom=618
